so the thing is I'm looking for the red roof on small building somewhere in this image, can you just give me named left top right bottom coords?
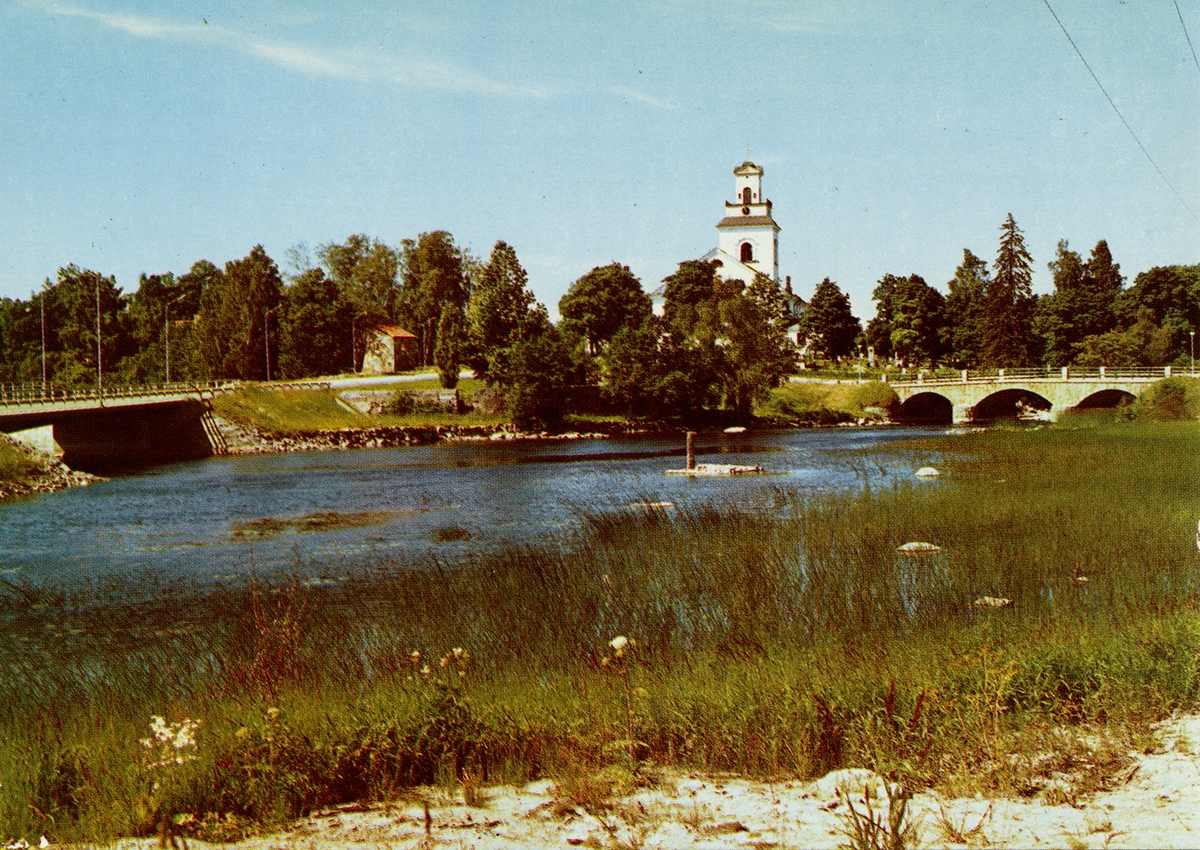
left=371, top=324, right=417, bottom=339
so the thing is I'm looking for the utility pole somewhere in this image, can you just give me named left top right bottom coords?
left=264, top=305, right=280, bottom=382
left=352, top=310, right=367, bottom=373
left=165, top=294, right=186, bottom=384
left=95, top=275, right=103, bottom=396
left=37, top=289, right=46, bottom=395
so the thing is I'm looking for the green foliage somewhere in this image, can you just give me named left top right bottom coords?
left=801, top=277, right=861, bottom=361
left=434, top=304, right=466, bottom=389
left=499, top=324, right=575, bottom=431
left=559, top=263, right=651, bottom=356
left=1035, top=240, right=1124, bottom=367
left=278, top=268, right=353, bottom=379
left=603, top=317, right=719, bottom=418
left=318, top=234, right=400, bottom=324
left=983, top=214, right=1039, bottom=367
left=604, top=262, right=795, bottom=420
left=466, top=241, right=539, bottom=382
left=1134, top=376, right=1200, bottom=420
left=399, top=231, right=472, bottom=367
left=867, top=274, right=945, bottom=367
left=660, top=259, right=717, bottom=334
left=942, top=249, right=990, bottom=369
left=193, top=246, right=283, bottom=380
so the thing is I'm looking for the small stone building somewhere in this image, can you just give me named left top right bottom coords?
left=361, top=324, right=420, bottom=374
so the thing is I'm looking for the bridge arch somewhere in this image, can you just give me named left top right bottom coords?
left=896, top=391, right=953, bottom=425
left=972, top=388, right=1051, bottom=421
left=1073, top=388, right=1136, bottom=411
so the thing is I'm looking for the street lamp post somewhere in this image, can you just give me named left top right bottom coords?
left=351, top=310, right=368, bottom=374
left=35, top=289, right=46, bottom=396
left=164, top=294, right=186, bottom=384
left=95, top=275, right=103, bottom=397
left=264, top=305, right=281, bottom=383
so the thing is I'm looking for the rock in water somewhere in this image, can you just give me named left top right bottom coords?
left=897, top=541, right=942, bottom=554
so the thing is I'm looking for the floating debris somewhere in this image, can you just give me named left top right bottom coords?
left=915, top=466, right=940, bottom=478
left=666, top=463, right=765, bottom=477
left=897, top=541, right=942, bottom=554
left=973, top=596, right=1013, bottom=608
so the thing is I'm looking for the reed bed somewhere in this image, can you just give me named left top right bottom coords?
left=0, top=421, right=1197, bottom=842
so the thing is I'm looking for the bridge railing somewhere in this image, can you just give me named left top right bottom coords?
left=888, top=366, right=1178, bottom=387
left=0, top=381, right=239, bottom=406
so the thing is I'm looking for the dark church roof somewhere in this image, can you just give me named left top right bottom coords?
left=716, top=215, right=780, bottom=230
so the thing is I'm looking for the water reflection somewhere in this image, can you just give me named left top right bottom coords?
left=0, top=427, right=943, bottom=585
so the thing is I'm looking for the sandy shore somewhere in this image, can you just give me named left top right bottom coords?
left=92, top=713, right=1200, bottom=850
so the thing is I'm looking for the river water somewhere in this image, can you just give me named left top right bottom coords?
left=0, top=427, right=944, bottom=586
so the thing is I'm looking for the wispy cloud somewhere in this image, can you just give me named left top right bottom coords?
left=26, top=0, right=549, bottom=98
left=608, top=86, right=676, bottom=111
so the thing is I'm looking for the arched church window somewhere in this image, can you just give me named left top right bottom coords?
left=742, top=187, right=752, bottom=205
left=740, top=242, right=754, bottom=263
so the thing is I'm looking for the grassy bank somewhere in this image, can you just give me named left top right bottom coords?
left=1, top=421, right=1198, bottom=842
left=210, top=381, right=504, bottom=436
left=760, top=380, right=897, bottom=423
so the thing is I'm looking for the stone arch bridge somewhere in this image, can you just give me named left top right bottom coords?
left=889, top=367, right=1178, bottom=424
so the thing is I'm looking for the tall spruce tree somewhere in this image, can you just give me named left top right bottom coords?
left=983, top=214, right=1038, bottom=366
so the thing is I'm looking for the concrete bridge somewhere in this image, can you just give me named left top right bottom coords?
left=888, top=367, right=1177, bottom=424
left=0, top=382, right=235, bottom=471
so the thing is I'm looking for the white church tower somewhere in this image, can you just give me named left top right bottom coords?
left=701, top=161, right=780, bottom=284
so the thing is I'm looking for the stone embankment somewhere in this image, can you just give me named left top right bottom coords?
left=211, top=416, right=624, bottom=455
left=0, top=433, right=103, bottom=501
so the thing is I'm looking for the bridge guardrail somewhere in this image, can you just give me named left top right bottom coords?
left=0, top=381, right=240, bottom=407
left=888, top=366, right=1179, bottom=388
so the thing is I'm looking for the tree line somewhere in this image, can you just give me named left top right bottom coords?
left=0, top=214, right=1196, bottom=428
left=851, top=215, right=1200, bottom=370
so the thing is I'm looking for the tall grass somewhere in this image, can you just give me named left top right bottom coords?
left=1, top=422, right=1198, bottom=841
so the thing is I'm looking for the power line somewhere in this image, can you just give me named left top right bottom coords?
left=1042, top=0, right=1198, bottom=223
left=1176, top=0, right=1200, bottom=74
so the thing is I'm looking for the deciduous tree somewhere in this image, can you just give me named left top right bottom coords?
left=559, top=263, right=651, bottom=356
left=943, top=249, right=990, bottom=369
left=194, top=246, right=283, bottom=380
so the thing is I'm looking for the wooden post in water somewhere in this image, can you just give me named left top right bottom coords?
left=686, top=431, right=696, bottom=470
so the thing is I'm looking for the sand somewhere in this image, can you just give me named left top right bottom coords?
left=93, top=713, right=1200, bottom=850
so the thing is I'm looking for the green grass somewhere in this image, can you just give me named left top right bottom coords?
left=1, top=421, right=1198, bottom=842
left=210, top=384, right=506, bottom=436
left=760, top=380, right=898, bottom=423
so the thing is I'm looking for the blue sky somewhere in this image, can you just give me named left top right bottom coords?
left=2, top=1, right=1198, bottom=320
